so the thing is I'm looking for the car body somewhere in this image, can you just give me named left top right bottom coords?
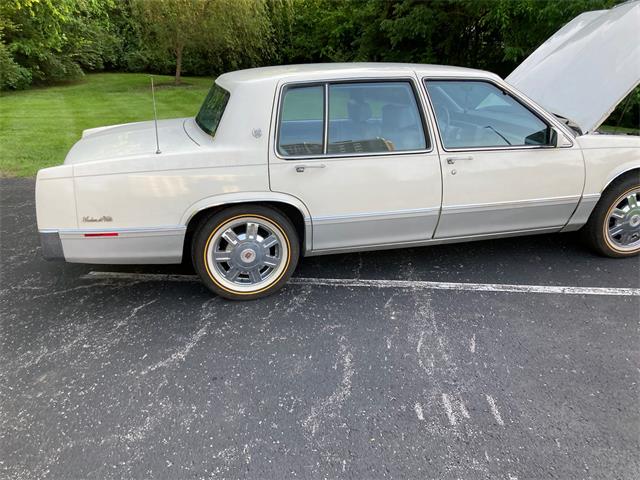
left=36, top=2, right=640, bottom=299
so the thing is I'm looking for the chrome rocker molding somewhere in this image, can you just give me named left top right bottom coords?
left=306, top=196, right=593, bottom=256
left=561, top=193, right=601, bottom=232
left=436, top=196, right=581, bottom=238
left=40, top=226, right=187, bottom=264
left=312, top=207, right=440, bottom=251
left=37, top=194, right=606, bottom=262
left=307, top=227, right=561, bottom=256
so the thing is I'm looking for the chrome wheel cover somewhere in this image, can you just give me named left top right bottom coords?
left=606, top=188, right=640, bottom=252
left=206, top=216, right=289, bottom=293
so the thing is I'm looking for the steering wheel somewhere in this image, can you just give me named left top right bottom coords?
left=434, top=103, right=451, bottom=137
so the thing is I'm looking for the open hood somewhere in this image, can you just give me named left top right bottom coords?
left=506, top=1, right=640, bottom=133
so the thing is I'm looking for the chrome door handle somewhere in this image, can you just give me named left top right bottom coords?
left=295, top=164, right=326, bottom=173
left=446, top=156, right=473, bottom=164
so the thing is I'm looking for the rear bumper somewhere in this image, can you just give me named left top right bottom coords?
left=40, top=231, right=65, bottom=261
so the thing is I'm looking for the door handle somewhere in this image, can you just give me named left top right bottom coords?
left=295, top=164, right=326, bottom=173
left=446, top=156, right=473, bottom=165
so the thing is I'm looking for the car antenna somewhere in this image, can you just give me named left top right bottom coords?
left=150, top=75, right=161, bottom=154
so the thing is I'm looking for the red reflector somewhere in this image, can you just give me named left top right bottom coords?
left=84, top=232, right=119, bottom=237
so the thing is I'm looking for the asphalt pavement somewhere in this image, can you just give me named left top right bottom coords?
left=1, top=178, right=639, bottom=480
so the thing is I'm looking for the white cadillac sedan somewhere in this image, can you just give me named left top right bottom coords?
left=36, top=4, right=639, bottom=300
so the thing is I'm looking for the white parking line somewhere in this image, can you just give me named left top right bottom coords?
left=82, top=271, right=640, bottom=297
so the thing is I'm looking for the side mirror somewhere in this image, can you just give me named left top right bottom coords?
left=549, top=127, right=559, bottom=147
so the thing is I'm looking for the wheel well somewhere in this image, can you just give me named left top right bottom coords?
left=182, top=201, right=307, bottom=264
left=604, top=168, right=640, bottom=193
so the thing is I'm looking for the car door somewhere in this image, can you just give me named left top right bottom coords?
left=424, top=78, right=584, bottom=239
left=269, top=78, right=442, bottom=251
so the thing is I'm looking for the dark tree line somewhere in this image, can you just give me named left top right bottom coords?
left=3, top=0, right=624, bottom=88
left=4, top=0, right=639, bottom=128
left=0, top=0, right=623, bottom=87
left=3, top=0, right=634, bottom=126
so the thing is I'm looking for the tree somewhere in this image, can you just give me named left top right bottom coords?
left=132, top=0, right=272, bottom=85
left=133, top=0, right=211, bottom=85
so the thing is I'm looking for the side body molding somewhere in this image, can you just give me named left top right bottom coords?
left=180, top=191, right=314, bottom=254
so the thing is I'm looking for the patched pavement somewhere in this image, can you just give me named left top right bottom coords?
left=1, top=178, right=639, bottom=479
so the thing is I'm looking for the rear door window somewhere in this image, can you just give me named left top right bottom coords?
left=277, top=85, right=324, bottom=156
left=328, top=82, right=427, bottom=154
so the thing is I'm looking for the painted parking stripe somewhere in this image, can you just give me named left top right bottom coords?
left=82, top=271, right=640, bottom=297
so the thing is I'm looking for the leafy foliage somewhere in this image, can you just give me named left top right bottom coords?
left=276, top=0, right=618, bottom=77
left=1, top=0, right=623, bottom=88
left=0, top=0, right=636, bottom=130
left=0, top=0, right=119, bottom=86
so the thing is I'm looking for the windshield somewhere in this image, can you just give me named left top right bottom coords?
left=195, top=83, right=229, bottom=137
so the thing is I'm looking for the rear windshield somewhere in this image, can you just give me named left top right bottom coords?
left=196, top=83, right=229, bottom=137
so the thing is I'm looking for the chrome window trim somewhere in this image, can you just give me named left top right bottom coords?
left=421, top=76, right=576, bottom=153
left=274, top=76, right=435, bottom=161
left=323, top=83, right=329, bottom=154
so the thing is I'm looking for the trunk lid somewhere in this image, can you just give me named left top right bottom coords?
left=64, top=118, right=198, bottom=165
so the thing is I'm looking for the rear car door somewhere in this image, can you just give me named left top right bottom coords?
left=269, top=78, right=442, bottom=252
left=424, top=78, right=584, bottom=238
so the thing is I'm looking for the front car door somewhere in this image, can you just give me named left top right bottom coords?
left=269, top=77, right=442, bottom=252
left=424, top=78, right=584, bottom=239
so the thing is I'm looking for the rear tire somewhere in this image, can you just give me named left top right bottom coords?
left=582, top=173, right=640, bottom=258
left=192, top=205, right=300, bottom=300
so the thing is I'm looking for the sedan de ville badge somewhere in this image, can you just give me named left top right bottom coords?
left=82, top=215, right=113, bottom=223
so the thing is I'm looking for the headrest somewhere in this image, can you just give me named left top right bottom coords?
left=347, top=100, right=372, bottom=123
left=382, top=104, right=413, bottom=129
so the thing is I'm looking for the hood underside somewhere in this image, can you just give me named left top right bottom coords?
left=506, top=1, right=640, bottom=133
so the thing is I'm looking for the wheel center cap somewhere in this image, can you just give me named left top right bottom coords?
left=240, top=248, right=257, bottom=263
left=630, top=214, right=640, bottom=228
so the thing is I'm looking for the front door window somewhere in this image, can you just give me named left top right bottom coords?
left=425, top=80, right=551, bottom=149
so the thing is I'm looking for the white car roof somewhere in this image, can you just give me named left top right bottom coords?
left=216, top=62, right=498, bottom=88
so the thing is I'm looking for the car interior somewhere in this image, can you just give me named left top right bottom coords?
left=278, top=82, right=427, bottom=156
left=426, top=81, right=552, bottom=149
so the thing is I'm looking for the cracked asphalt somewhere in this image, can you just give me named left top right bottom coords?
left=1, top=178, right=639, bottom=480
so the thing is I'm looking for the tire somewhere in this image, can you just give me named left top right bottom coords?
left=192, top=205, right=300, bottom=300
left=582, top=173, right=640, bottom=258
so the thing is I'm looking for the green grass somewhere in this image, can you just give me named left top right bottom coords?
left=598, top=125, right=640, bottom=136
left=0, top=73, right=213, bottom=177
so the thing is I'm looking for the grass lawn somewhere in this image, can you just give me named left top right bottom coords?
left=0, top=73, right=213, bottom=177
left=598, top=125, right=640, bottom=135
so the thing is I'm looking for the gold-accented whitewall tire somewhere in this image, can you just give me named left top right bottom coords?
left=192, top=205, right=300, bottom=300
left=583, top=173, right=640, bottom=258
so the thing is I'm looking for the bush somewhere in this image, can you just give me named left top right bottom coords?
left=0, top=39, right=31, bottom=89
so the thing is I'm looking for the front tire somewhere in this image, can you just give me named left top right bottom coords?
left=192, top=205, right=300, bottom=300
left=583, top=174, right=640, bottom=258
